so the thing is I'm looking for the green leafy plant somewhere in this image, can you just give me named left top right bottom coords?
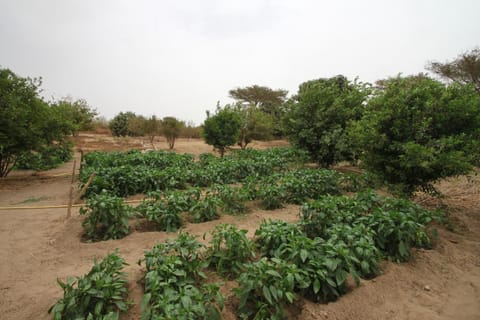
left=139, top=233, right=224, bottom=320
left=136, top=193, right=184, bottom=232
left=211, top=184, right=249, bottom=215
left=255, top=220, right=304, bottom=257
left=205, top=224, right=256, bottom=277
left=234, top=257, right=308, bottom=320
left=80, top=191, right=132, bottom=241
left=258, top=184, right=287, bottom=210
left=189, top=194, right=220, bottom=223
left=49, top=251, right=129, bottom=320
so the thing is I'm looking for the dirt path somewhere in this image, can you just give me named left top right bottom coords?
left=0, top=137, right=479, bottom=319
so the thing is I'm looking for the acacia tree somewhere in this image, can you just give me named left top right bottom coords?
left=427, top=48, right=480, bottom=93
left=351, top=74, right=480, bottom=196
left=229, top=85, right=288, bottom=137
left=0, top=67, right=72, bottom=177
left=235, top=104, right=274, bottom=149
left=161, top=116, right=184, bottom=149
left=203, top=106, right=242, bottom=157
left=283, top=75, right=371, bottom=166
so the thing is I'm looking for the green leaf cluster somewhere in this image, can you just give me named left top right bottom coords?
left=49, top=251, right=129, bottom=320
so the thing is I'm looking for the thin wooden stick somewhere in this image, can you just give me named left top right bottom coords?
left=71, top=160, right=77, bottom=184
left=67, top=185, right=74, bottom=219
left=74, top=172, right=96, bottom=204
left=0, top=199, right=144, bottom=211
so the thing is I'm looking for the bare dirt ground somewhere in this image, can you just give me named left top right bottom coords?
left=0, top=133, right=479, bottom=320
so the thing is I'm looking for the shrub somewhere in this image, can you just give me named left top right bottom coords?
left=211, top=185, right=249, bottom=215
left=136, top=196, right=183, bottom=232
left=255, top=220, right=304, bottom=257
left=351, top=75, right=480, bottom=196
left=189, top=194, right=220, bottom=223
left=234, top=258, right=308, bottom=320
left=15, top=141, right=73, bottom=171
left=49, top=251, right=129, bottom=320
left=205, top=224, right=256, bottom=277
left=80, top=191, right=132, bottom=241
left=139, top=233, right=224, bottom=320
left=258, top=184, right=287, bottom=210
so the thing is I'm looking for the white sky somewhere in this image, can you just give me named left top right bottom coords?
left=1, top=0, right=479, bottom=124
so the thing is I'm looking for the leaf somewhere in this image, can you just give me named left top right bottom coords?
left=285, top=292, right=295, bottom=304
left=262, top=286, right=273, bottom=305
left=335, top=269, right=348, bottom=286
left=300, top=249, right=309, bottom=263
left=265, top=270, right=281, bottom=278
left=313, top=278, right=321, bottom=294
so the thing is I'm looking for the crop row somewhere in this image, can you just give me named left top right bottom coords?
left=79, top=148, right=310, bottom=197
left=80, top=167, right=352, bottom=241
left=55, top=190, right=442, bottom=319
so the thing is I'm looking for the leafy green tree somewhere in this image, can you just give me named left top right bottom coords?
left=144, top=115, right=161, bottom=144
left=203, top=106, right=242, bottom=157
left=161, top=116, right=185, bottom=149
left=51, top=97, right=97, bottom=135
left=109, top=111, right=136, bottom=137
left=235, top=104, right=274, bottom=149
left=0, top=67, right=72, bottom=177
left=427, top=48, right=480, bottom=93
left=283, top=75, right=371, bottom=166
left=352, top=75, right=480, bottom=196
left=229, top=85, right=288, bottom=137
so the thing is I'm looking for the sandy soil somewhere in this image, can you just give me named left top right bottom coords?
left=0, top=134, right=479, bottom=319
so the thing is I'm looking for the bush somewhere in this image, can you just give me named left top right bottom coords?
left=136, top=195, right=184, bottom=232
left=283, top=75, right=371, bottom=166
left=351, top=75, right=480, bottom=196
left=255, top=220, right=304, bottom=257
left=211, top=185, right=249, bottom=215
left=234, top=258, right=308, bottom=320
left=140, top=233, right=224, bottom=320
left=205, top=224, right=256, bottom=277
left=49, top=251, right=129, bottom=320
left=15, top=141, right=73, bottom=171
left=80, top=191, right=132, bottom=241
left=189, top=194, right=220, bottom=223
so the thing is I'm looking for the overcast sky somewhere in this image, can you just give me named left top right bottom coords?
left=1, top=0, right=479, bottom=124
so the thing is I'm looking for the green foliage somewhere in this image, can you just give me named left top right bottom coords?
left=211, top=184, right=249, bottom=214
left=51, top=98, right=97, bottom=135
left=275, top=234, right=357, bottom=302
left=49, top=251, right=129, bottom=320
left=80, top=191, right=132, bottom=241
left=15, top=141, right=73, bottom=171
left=258, top=183, right=287, bottom=210
left=205, top=224, right=256, bottom=277
left=161, top=116, right=185, bottom=149
left=235, top=104, right=275, bottom=149
left=284, top=75, right=371, bottom=166
left=299, top=191, right=442, bottom=262
left=352, top=75, right=480, bottom=196
left=109, top=112, right=136, bottom=137
left=140, top=234, right=224, bottom=320
left=0, top=67, right=73, bottom=177
left=189, top=194, right=220, bottom=223
left=234, top=257, right=307, bottom=320
left=203, top=106, right=242, bottom=157
left=255, top=220, right=304, bottom=257
left=136, top=195, right=184, bottom=232
left=427, top=47, right=480, bottom=93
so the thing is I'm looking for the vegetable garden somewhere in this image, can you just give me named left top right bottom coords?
left=51, top=147, right=443, bottom=319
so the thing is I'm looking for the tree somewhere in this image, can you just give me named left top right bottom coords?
left=51, top=97, right=97, bottom=135
left=235, top=104, right=274, bottom=149
left=283, top=75, right=371, bottom=166
left=144, top=116, right=161, bottom=144
left=203, top=106, right=242, bottom=157
left=109, top=112, right=136, bottom=137
left=427, top=48, right=480, bottom=93
left=352, top=75, right=480, bottom=196
left=161, top=117, right=184, bottom=149
left=229, top=85, right=288, bottom=137
left=0, top=67, right=72, bottom=177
